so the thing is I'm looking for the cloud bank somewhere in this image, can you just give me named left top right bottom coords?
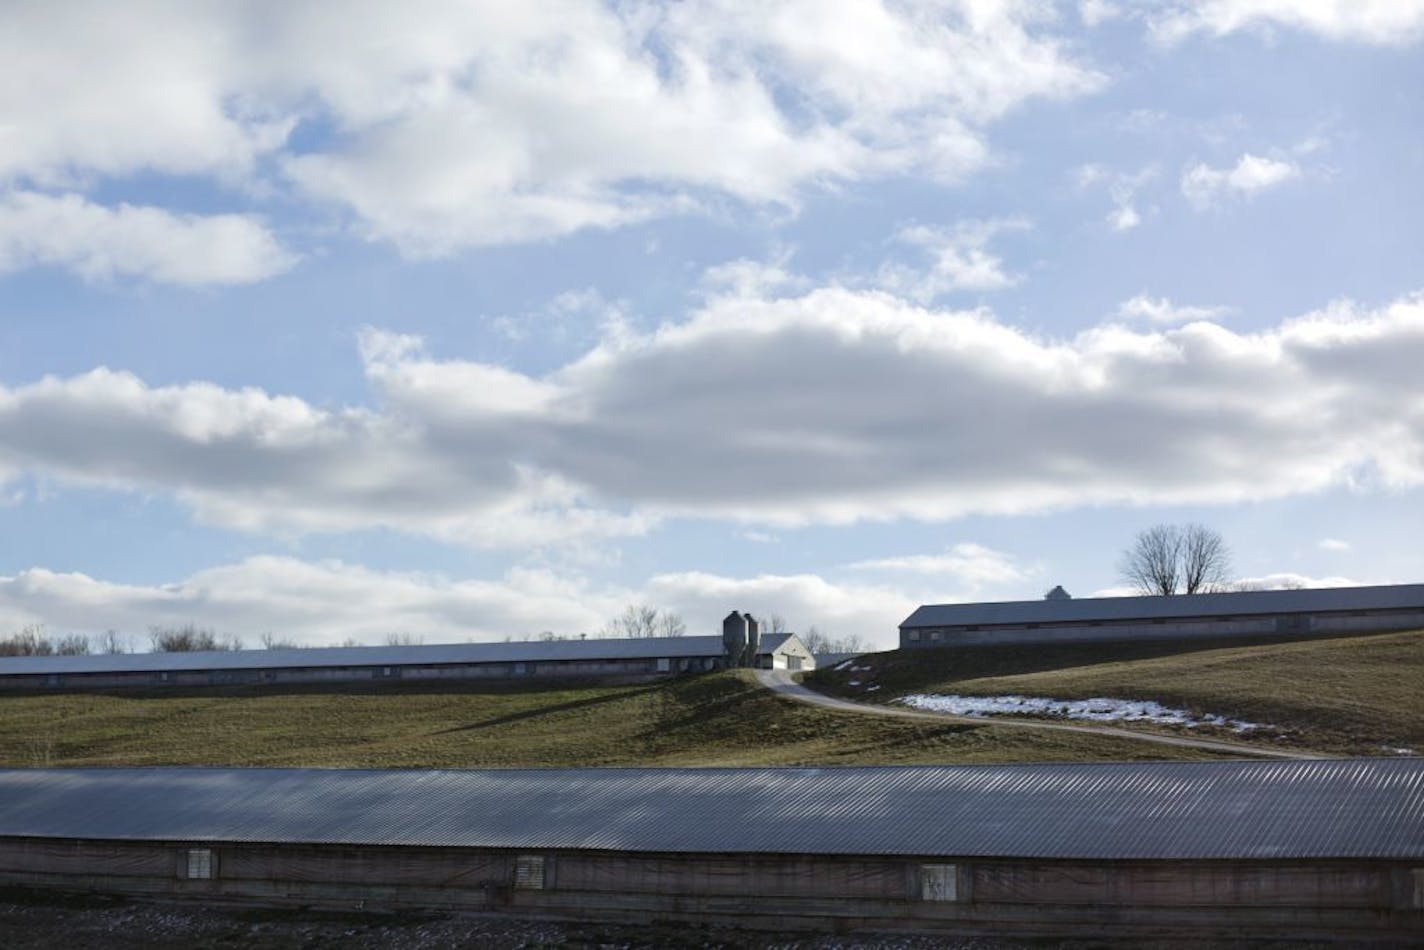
left=0, top=1, right=1100, bottom=262
left=0, top=558, right=917, bottom=649
left=2, top=284, right=1422, bottom=546
left=0, top=192, right=293, bottom=286
left=1154, top=0, right=1424, bottom=45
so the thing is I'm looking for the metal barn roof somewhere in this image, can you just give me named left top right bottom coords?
left=0, top=759, right=1420, bottom=860
left=0, top=635, right=736, bottom=678
left=901, top=583, right=1424, bottom=629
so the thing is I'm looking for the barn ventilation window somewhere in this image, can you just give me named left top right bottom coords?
left=185, top=848, right=214, bottom=880
left=920, top=864, right=958, bottom=901
left=514, top=854, right=546, bottom=890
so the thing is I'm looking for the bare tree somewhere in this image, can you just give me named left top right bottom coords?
left=54, top=634, right=90, bottom=656
left=655, top=612, right=687, bottom=638
left=1120, top=524, right=1182, bottom=596
left=149, top=624, right=241, bottom=652
left=0, top=626, right=54, bottom=656
left=99, top=629, right=131, bottom=654
left=603, top=604, right=686, bottom=638
left=799, top=625, right=866, bottom=656
left=1180, top=523, right=1231, bottom=594
left=384, top=632, right=424, bottom=646
left=801, top=626, right=827, bottom=654
left=1120, top=524, right=1232, bottom=596
left=767, top=614, right=788, bottom=634
left=259, top=632, right=301, bottom=650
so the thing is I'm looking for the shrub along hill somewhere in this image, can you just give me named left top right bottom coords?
left=0, top=670, right=1233, bottom=769
left=807, top=629, right=1424, bottom=756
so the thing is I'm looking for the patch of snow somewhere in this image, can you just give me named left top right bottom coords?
left=1383, top=746, right=1417, bottom=756
left=847, top=679, right=860, bottom=686
left=833, top=660, right=854, bottom=672
left=897, top=693, right=1265, bottom=732
left=864, top=685, right=881, bottom=692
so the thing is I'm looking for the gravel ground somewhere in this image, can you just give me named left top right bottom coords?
left=0, top=890, right=1029, bottom=950
left=0, top=889, right=1358, bottom=949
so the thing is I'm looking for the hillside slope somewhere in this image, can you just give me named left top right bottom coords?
left=808, top=630, right=1424, bottom=755
left=0, top=670, right=1232, bottom=769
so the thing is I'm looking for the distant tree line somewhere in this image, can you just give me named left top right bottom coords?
left=0, top=626, right=92, bottom=657
left=3, top=609, right=869, bottom=657
left=799, top=626, right=865, bottom=656
left=0, top=624, right=247, bottom=656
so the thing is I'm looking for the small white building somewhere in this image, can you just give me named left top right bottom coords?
left=756, top=632, right=815, bottom=671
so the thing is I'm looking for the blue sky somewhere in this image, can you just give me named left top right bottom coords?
left=1, top=1, right=1422, bottom=648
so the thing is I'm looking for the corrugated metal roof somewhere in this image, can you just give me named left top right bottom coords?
left=902, top=583, right=1424, bottom=629
left=0, top=635, right=733, bottom=677
left=0, top=760, right=1420, bottom=860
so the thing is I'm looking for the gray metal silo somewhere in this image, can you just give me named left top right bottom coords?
left=742, top=613, right=761, bottom=668
left=722, top=611, right=747, bottom=667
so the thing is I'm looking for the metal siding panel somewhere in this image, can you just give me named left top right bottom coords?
left=0, top=760, right=1421, bottom=861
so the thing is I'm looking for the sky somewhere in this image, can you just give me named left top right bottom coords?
left=1, top=0, right=1422, bottom=650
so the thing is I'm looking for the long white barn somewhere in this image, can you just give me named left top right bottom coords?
left=900, top=583, right=1424, bottom=649
left=0, top=632, right=815, bottom=691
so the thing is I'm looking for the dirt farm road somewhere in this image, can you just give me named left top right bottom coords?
left=753, top=670, right=1328, bottom=760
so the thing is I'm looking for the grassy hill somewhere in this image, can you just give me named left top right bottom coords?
left=0, top=670, right=1233, bottom=769
left=807, top=629, right=1424, bottom=755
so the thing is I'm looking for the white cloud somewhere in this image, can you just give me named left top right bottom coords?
left=1079, top=1, right=1121, bottom=27
left=643, top=570, right=914, bottom=648
left=876, top=219, right=1026, bottom=301
left=1229, top=572, right=1369, bottom=591
left=1107, top=204, right=1141, bottom=231
left=1317, top=538, right=1351, bottom=552
left=1076, top=163, right=1157, bottom=232
left=0, top=558, right=912, bottom=650
left=0, top=191, right=293, bottom=286
left=2, top=286, right=1423, bottom=545
left=1181, top=153, right=1300, bottom=209
left=1117, top=294, right=1231, bottom=324
left=0, top=2, right=1101, bottom=256
left=0, top=558, right=616, bottom=647
left=849, top=542, right=1029, bottom=588
left=1154, top=0, right=1424, bottom=45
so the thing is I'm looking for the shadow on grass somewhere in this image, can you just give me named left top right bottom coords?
left=430, top=683, right=665, bottom=734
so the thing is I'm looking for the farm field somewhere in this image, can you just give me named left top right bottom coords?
left=808, top=629, right=1424, bottom=756
left=0, top=670, right=1231, bottom=769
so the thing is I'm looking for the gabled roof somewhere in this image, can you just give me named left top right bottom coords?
left=901, top=583, right=1424, bottom=629
left=0, top=635, right=731, bottom=678
left=756, top=632, right=798, bottom=653
left=0, top=759, right=1419, bottom=860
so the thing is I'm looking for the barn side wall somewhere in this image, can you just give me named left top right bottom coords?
left=900, top=608, right=1424, bottom=649
left=0, top=837, right=1418, bottom=941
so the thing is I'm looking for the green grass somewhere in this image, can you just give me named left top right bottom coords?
left=0, top=670, right=1232, bottom=769
left=807, top=629, right=1424, bottom=755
